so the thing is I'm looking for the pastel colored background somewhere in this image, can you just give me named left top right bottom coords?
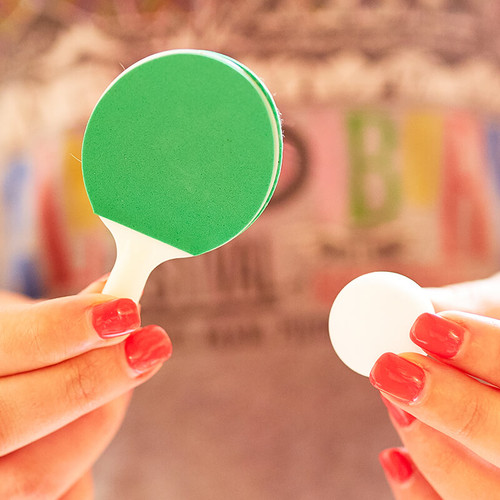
left=2, top=1, right=500, bottom=499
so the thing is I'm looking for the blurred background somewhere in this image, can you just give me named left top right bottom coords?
left=2, top=1, right=500, bottom=498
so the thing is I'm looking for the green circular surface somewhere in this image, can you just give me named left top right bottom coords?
left=82, top=50, right=282, bottom=255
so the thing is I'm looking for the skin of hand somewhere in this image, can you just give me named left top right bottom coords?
left=371, top=273, right=500, bottom=499
left=0, top=275, right=172, bottom=499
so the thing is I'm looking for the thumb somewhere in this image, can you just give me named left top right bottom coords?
left=427, top=272, right=500, bottom=318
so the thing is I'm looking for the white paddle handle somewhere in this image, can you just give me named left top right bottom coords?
left=100, top=218, right=191, bottom=303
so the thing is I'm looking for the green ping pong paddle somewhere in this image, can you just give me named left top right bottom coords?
left=81, top=49, right=282, bottom=302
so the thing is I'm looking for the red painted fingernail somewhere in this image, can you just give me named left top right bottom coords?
left=370, top=353, right=425, bottom=403
left=381, top=396, right=415, bottom=427
left=92, top=299, right=141, bottom=338
left=125, top=325, right=172, bottom=373
left=410, top=313, right=465, bottom=359
left=379, top=448, right=413, bottom=483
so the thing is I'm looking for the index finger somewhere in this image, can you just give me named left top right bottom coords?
left=0, top=294, right=140, bottom=376
left=370, top=352, right=500, bottom=468
left=410, top=311, right=500, bottom=387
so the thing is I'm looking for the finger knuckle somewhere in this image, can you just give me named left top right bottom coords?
left=26, top=301, right=77, bottom=364
left=23, top=304, right=59, bottom=363
left=456, top=394, right=487, bottom=440
left=66, top=354, right=102, bottom=412
left=25, top=320, right=46, bottom=361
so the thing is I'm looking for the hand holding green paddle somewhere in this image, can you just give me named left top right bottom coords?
left=82, top=50, right=282, bottom=302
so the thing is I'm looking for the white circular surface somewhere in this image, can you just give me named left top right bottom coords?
left=328, top=272, right=434, bottom=377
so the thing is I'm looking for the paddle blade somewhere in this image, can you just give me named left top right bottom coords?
left=82, top=50, right=282, bottom=256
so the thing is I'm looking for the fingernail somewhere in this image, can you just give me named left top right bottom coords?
left=125, top=325, right=172, bottom=373
left=381, top=396, right=416, bottom=427
left=379, top=448, right=413, bottom=483
left=370, top=353, right=425, bottom=403
left=92, top=298, right=141, bottom=338
left=410, top=313, right=465, bottom=359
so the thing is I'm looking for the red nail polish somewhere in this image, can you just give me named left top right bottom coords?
left=125, top=325, right=172, bottom=373
left=379, top=448, right=413, bottom=483
left=381, top=396, right=415, bottom=427
left=92, top=299, right=141, bottom=338
left=410, top=313, right=465, bottom=359
left=370, top=353, right=425, bottom=403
